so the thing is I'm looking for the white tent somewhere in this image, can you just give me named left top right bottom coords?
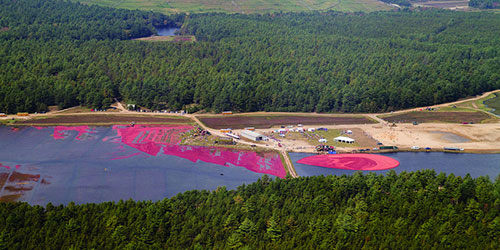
left=334, top=136, right=355, bottom=143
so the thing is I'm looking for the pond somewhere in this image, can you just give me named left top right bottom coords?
left=290, top=152, right=500, bottom=179
left=0, top=125, right=285, bottom=205
left=156, top=27, right=179, bottom=36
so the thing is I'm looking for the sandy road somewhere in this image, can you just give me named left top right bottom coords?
left=280, top=150, right=298, bottom=178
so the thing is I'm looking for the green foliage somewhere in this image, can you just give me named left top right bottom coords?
left=484, top=93, right=500, bottom=115
left=470, top=0, right=500, bottom=9
left=1, top=171, right=500, bottom=249
left=1, top=1, right=500, bottom=114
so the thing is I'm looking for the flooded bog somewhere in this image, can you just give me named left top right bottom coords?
left=297, top=154, right=399, bottom=171
left=291, top=152, right=500, bottom=179
left=0, top=125, right=285, bottom=205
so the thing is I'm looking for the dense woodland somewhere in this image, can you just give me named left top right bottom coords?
left=1, top=0, right=500, bottom=114
left=470, top=0, right=500, bottom=9
left=1, top=171, right=500, bottom=249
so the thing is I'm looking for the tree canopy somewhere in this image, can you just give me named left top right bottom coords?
left=1, top=0, right=500, bottom=113
left=470, top=0, right=500, bottom=9
left=1, top=171, right=500, bottom=249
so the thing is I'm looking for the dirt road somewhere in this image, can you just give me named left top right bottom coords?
left=280, top=150, right=298, bottom=178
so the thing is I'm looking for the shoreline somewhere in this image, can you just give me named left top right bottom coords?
left=287, top=148, right=500, bottom=155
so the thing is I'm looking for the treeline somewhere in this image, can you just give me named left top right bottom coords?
left=1, top=1, right=500, bottom=113
left=1, top=171, right=500, bottom=249
left=470, top=0, right=500, bottom=9
left=0, top=0, right=183, bottom=41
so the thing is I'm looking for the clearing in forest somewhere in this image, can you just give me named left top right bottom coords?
left=76, top=0, right=393, bottom=14
left=133, top=35, right=196, bottom=42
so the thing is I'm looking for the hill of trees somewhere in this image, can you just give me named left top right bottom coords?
left=470, top=0, right=500, bottom=9
left=1, top=171, right=500, bottom=249
left=1, top=0, right=500, bottom=114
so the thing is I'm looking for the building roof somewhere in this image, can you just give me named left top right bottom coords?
left=334, top=136, right=355, bottom=142
left=240, top=130, right=263, bottom=138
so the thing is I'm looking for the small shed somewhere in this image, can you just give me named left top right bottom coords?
left=334, top=136, right=355, bottom=144
left=17, top=112, right=29, bottom=116
left=318, top=138, right=327, bottom=143
left=244, top=127, right=255, bottom=131
left=307, top=128, right=315, bottom=132
left=240, top=130, right=264, bottom=141
left=345, top=130, right=353, bottom=134
left=222, top=111, right=233, bottom=115
left=0, top=113, right=6, bottom=117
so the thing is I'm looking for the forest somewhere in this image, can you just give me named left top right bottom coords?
left=469, top=0, right=500, bottom=9
left=1, top=0, right=500, bottom=113
left=1, top=171, right=500, bottom=249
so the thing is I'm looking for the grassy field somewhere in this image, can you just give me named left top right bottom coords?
left=133, top=35, right=196, bottom=42
left=483, top=93, right=500, bottom=115
left=76, top=0, right=393, bottom=14
left=456, top=92, right=500, bottom=115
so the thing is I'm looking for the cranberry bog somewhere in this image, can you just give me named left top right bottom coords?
left=0, top=125, right=285, bottom=205
left=198, top=115, right=376, bottom=129
left=297, top=154, right=400, bottom=171
left=15, top=114, right=192, bottom=125
left=380, top=111, right=493, bottom=124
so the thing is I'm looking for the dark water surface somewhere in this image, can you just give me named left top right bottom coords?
left=0, top=126, right=284, bottom=205
left=156, top=27, right=179, bottom=36
left=291, top=152, right=500, bottom=179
